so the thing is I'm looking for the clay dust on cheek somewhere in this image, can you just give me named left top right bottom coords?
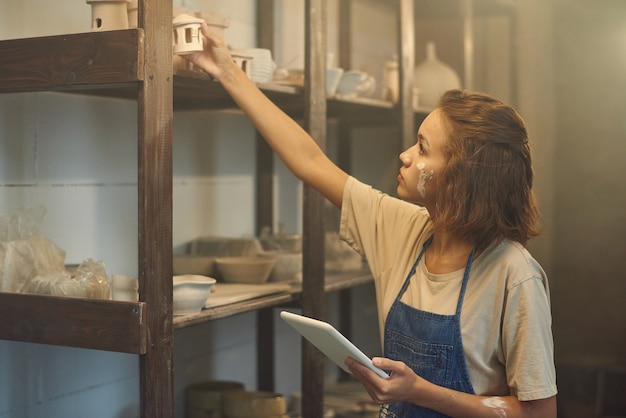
left=416, top=162, right=433, bottom=198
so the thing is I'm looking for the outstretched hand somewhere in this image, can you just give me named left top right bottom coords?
left=184, top=22, right=237, bottom=81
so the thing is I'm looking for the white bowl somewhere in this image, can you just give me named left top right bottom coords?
left=173, top=275, right=216, bottom=315
left=215, top=256, right=276, bottom=284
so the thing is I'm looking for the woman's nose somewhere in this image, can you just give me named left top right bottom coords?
left=399, top=151, right=411, bottom=166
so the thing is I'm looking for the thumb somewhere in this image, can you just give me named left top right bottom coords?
left=372, top=357, right=403, bottom=374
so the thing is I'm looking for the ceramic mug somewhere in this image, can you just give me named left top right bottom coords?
left=326, top=67, right=344, bottom=96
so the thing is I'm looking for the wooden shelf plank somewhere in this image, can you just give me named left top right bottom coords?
left=0, top=292, right=146, bottom=354
left=173, top=292, right=297, bottom=329
left=173, top=71, right=304, bottom=112
left=172, top=269, right=373, bottom=329
left=0, top=271, right=371, bottom=351
left=0, top=29, right=144, bottom=93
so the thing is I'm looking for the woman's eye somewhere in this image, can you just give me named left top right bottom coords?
left=418, top=142, right=425, bottom=154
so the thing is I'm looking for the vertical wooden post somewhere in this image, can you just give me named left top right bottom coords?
left=137, top=0, right=174, bottom=416
left=399, top=0, right=415, bottom=150
left=256, top=0, right=277, bottom=392
left=302, top=0, right=327, bottom=417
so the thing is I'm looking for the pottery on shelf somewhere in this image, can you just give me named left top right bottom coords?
left=86, top=0, right=131, bottom=32
left=382, top=55, right=399, bottom=103
left=172, top=13, right=206, bottom=55
left=231, top=48, right=275, bottom=84
left=231, top=52, right=253, bottom=80
left=126, top=0, right=138, bottom=28
left=336, top=70, right=376, bottom=98
left=413, top=41, right=461, bottom=110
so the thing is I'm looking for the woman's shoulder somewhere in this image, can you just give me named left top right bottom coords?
left=345, top=176, right=429, bottom=217
left=479, top=239, right=547, bottom=290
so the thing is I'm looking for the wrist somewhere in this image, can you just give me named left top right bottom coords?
left=218, top=60, right=244, bottom=86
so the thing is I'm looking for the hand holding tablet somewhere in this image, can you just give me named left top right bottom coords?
left=280, top=310, right=389, bottom=379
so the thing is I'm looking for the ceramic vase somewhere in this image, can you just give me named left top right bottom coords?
left=413, top=42, right=461, bottom=109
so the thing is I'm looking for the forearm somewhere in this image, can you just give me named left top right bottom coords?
left=218, top=64, right=347, bottom=206
left=418, top=383, right=556, bottom=418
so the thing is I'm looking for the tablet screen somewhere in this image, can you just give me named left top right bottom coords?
left=280, top=310, right=389, bottom=379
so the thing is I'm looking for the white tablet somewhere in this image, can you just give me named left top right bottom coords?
left=280, top=310, right=389, bottom=379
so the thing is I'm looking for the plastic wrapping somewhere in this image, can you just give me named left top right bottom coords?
left=0, top=207, right=65, bottom=293
left=20, top=259, right=111, bottom=299
left=0, top=207, right=111, bottom=299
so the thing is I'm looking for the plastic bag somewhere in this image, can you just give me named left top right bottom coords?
left=20, top=259, right=111, bottom=299
left=0, top=207, right=65, bottom=293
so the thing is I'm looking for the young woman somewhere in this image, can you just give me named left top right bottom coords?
left=186, top=23, right=557, bottom=418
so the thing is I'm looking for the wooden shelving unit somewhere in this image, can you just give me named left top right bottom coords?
left=0, top=1, right=434, bottom=417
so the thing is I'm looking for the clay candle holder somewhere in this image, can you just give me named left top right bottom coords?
left=86, top=0, right=131, bottom=31
left=172, top=13, right=206, bottom=55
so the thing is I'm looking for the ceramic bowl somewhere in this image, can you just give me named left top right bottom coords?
left=173, top=254, right=215, bottom=276
left=221, top=391, right=287, bottom=417
left=215, top=256, right=276, bottom=284
left=258, top=234, right=302, bottom=253
left=188, top=236, right=263, bottom=258
left=263, top=251, right=302, bottom=283
left=172, top=275, right=216, bottom=315
left=325, top=232, right=364, bottom=272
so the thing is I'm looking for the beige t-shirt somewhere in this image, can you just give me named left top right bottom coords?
left=339, top=176, right=557, bottom=401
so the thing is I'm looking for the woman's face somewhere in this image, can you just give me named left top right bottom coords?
left=397, top=108, right=449, bottom=208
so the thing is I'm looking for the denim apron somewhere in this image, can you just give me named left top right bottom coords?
left=380, top=236, right=476, bottom=418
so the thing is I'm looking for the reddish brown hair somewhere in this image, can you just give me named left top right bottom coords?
left=434, top=89, right=542, bottom=249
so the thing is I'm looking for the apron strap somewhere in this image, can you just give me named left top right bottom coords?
left=455, top=245, right=477, bottom=316
left=395, top=235, right=432, bottom=302
left=396, top=234, right=477, bottom=316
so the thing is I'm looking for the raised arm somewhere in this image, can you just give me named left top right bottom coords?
left=185, top=24, right=349, bottom=208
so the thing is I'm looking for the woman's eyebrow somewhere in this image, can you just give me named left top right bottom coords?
left=418, top=133, right=430, bottom=149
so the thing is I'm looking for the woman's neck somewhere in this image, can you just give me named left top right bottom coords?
left=425, top=232, right=476, bottom=274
